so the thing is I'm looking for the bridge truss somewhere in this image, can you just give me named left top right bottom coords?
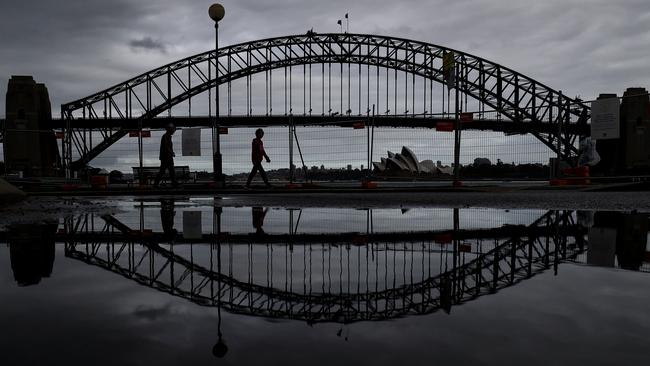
left=60, top=33, right=590, bottom=172
left=60, top=209, right=585, bottom=323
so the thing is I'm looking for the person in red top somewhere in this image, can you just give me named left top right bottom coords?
left=246, top=128, right=271, bottom=188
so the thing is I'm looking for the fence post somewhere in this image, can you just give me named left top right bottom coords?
left=453, top=63, right=462, bottom=186
left=565, top=99, right=572, bottom=166
left=289, top=116, right=294, bottom=183
left=366, top=109, right=371, bottom=180
left=557, top=90, right=563, bottom=164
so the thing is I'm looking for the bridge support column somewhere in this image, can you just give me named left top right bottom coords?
left=5, top=76, right=60, bottom=177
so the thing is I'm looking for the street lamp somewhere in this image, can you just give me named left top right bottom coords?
left=209, top=4, right=225, bottom=185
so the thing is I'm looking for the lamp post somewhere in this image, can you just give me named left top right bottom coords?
left=209, top=4, right=225, bottom=185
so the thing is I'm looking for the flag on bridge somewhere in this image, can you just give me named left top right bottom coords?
left=183, top=211, right=202, bottom=239
left=460, top=112, right=474, bottom=123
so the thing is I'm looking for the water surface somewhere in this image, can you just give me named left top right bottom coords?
left=1, top=199, right=649, bottom=365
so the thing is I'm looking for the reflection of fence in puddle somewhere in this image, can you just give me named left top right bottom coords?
left=60, top=209, right=588, bottom=323
left=92, top=205, right=550, bottom=235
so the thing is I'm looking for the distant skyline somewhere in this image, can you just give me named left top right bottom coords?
left=1, top=0, right=649, bottom=118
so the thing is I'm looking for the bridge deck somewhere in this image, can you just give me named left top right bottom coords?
left=0, top=115, right=589, bottom=135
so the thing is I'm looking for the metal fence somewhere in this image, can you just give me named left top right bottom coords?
left=53, top=121, right=556, bottom=184
left=12, top=91, right=650, bottom=185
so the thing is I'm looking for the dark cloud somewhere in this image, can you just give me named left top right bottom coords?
left=1, top=0, right=649, bottom=120
left=129, top=37, right=167, bottom=53
left=133, top=303, right=173, bottom=321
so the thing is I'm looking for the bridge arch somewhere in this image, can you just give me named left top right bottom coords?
left=61, top=33, right=589, bottom=169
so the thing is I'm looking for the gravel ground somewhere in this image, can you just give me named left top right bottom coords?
left=0, top=197, right=123, bottom=230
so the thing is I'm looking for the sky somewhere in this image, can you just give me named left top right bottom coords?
left=1, top=0, right=649, bottom=117
left=1, top=0, right=649, bottom=172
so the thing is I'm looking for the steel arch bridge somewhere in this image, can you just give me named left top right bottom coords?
left=61, top=33, right=590, bottom=171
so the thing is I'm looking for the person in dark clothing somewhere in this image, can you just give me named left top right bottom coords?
left=246, top=128, right=271, bottom=188
left=154, top=123, right=179, bottom=188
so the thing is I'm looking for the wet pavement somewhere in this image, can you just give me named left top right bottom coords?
left=1, top=198, right=649, bottom=365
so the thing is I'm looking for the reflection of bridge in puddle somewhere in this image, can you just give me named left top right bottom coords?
left=4, top=205, right=649, bottom=360
left=57, top=206, right=593, bottom=324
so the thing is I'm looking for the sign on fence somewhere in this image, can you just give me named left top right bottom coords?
left=182, top=128, right=202, bottom=156
left=460, top=112, right=473, bottom=123
left=128, top=130, right=151, bottom=138
left=591, top=98, right=620, bottom=140
left=183, top=211, right=202, bottom=239
left=436, top=122, right=454, bottom=132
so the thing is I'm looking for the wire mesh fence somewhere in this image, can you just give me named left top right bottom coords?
left=0, top=118, right=555, bottom=183
left=107, top=206, right=548, bottom=236
left=11, top=72, right=635, bottom=183
left=62, top=123, right=556, bottom=183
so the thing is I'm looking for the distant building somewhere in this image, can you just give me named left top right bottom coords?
left=373, top=146, right=452, bottom=175
left=473, top=158, right=492, bottom=167
left=595, top=88, right=650, bottom=175
left=4, top=76, right=60, bottom=176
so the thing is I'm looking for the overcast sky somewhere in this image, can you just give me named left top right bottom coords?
left=1, top=0, right=649, bottom=118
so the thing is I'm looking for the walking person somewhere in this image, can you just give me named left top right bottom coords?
left=246, top=128, right=272, bottom=188
left=154, top=123, right=179, bottom=188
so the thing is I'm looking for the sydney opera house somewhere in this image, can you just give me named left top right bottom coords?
left=372, top=147, right=453, bottom=176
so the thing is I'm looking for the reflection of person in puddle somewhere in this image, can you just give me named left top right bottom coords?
left=252, top=207, right=268, bottom=235
left=160, top=199, right=177, bottom=240
left=439, top=274, right=453, bottom=314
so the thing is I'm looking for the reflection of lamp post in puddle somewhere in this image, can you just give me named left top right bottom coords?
left=212, top=305, right=228, bottom=358
left=212, top=202, right=227, bottom=359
